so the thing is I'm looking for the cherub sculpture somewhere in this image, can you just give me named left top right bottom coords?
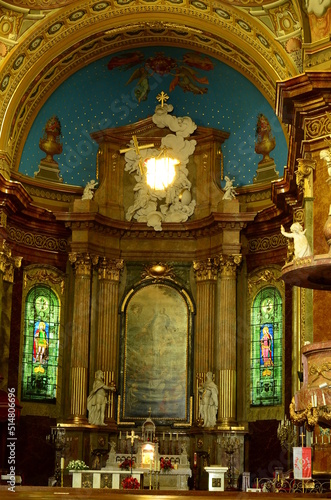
left=222, top=176, right=237, bottom=200
left=280, top=223, right=312, bottom=259
left=82, top=179, right=98, bottom=200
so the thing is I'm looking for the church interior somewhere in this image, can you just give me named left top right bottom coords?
left=0, top=0, right=331, bottom=497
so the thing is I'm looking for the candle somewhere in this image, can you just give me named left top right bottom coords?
left=61, top=457, right=64, bottom=470
left=119, top=431, right=122, bottom=440
left=322, top=393, right=326, bottom=406
left=169, top=433, right=172, bottom=441
left=314, top=394, right=317, bottom=407
left=256, top=478, right=259, bottom=489
left=194, top=452, right=197, bottom=466
left=163, top=432, right=165, bottom=440
left=311, top=395, right=314, bottom=407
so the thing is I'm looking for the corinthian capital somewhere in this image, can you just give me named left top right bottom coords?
left=219, top=254, right=242, bottom=277
left=0, top=240, right=22, bottom=282
left=69, top=252, right=98, bottom=276
left=295, top=158, right=315, bottom=196
left=98, top=257, right=124, bottom=281
left=193, top=257, right=219, bottom=281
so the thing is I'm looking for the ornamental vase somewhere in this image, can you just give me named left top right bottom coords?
left=39, top=129, right=63, bottom=164
left=255, top=132, right=276, bottom=164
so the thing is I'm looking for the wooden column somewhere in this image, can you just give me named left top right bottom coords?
left=96, top=257, right=123, bottom=421
left=216, top=254, right=242, bottom=427
left=69, top=252, right=96, bottom=424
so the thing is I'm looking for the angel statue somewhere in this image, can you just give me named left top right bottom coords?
left=82, top=179, right=98, bottom=200
left=280, top=223, right=312, bottom=259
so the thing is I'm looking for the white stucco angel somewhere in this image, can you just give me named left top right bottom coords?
left=222, top=176, right=237, bottom=200
left=82, top=179, right=98, bottom=200
left=280, top=223, right=312, bottom=259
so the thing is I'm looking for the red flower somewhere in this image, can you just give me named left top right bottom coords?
left=160, top=457, right=174, bottom=470
left=121, top=476, right=140, bottom=489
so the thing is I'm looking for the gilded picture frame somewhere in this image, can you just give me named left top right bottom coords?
left=119, top=281, right=194, bottom=423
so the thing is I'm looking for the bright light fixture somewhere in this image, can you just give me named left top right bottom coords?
left=145, top=154, right=179, bottom=190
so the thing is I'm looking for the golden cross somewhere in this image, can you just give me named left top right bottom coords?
left=127, top=429, right=139, bottom=446
left=156, top=91, right=169, bottom=108
left=119, top=135, right=154, bottom=175
left=300, top=431, right=305, bottom=447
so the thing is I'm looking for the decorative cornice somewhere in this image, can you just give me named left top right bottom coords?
left=7, top=224, right=67, bottom=252
left=249, top=232, right=287, bottom=254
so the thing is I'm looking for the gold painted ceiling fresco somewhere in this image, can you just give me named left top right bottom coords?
left=0, top=0, right=329, bottom=174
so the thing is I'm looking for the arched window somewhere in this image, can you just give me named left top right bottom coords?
left=250, top=286, right=282, bottom=406
left=21, top=285, right=60, bottom=403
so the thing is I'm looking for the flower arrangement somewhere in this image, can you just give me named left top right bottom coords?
left=119, top=458, right=134, bottom=470
left=160, top=457, right=174, bottom=471
left=45, top=115, right=62, bottom=137
left=67, top=459, right=89, bottom=470
left=255, top=113, right=272, bottom=142
left=121, top=476, right=140, bottom=489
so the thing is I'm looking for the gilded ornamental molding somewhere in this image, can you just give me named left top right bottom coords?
left=68, top=252, right=99, bottom=275
left=98, top=257, right=124, bottom=281
left=193, top=257, right=219, bottom=281
left=0, top=240, right=22, bottom=283
left=7, top=224, right=67, bottom=252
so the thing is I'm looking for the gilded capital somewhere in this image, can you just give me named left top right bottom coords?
left=98, top=257, right=124, bottom=281
left=0, top=240, right=22, bottom=282
left=193, top=257, right=219, bottom=281
left=295, top=158, right=315, bottom=196
left=69, top=252, right=98, bottom=276
left=219, top=254, right=242, bottom=277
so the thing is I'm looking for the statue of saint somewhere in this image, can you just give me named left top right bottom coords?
left=222, top=176, right=237, bottom=200
left=87, top=370, right=116, bottom=426
left=280, top=223, right=312, bottom=259
left=82, top=179, right=98, bottom=200
left=198, top=372, right=218, bottom=428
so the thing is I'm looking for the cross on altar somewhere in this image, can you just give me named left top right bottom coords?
left=119, top=135, right=154, bottom=175
left=127, top=429, right=140, bottom=447
left=156, top=91, right=169, bottom=107
left=300, top=431, right=305, bottom=447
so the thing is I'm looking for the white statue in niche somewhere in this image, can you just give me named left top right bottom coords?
left=82, top=179, right=98, bottom=200
left=123, top=103, right=197, bottom=231
left=280, top=223, right=312, bottom=259
left=198, top=372, right=218, bottom=428
left=87, top=370, right=116, bottom=426
left=222, top=176, right=237, bottom=200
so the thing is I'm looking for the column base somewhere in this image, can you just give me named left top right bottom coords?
left=216, top=418, right=238, bottom=430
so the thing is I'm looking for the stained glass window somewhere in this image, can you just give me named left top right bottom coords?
left=250, top=286, right=282, bottom=406
left=21, top=285, right=60, bottom=403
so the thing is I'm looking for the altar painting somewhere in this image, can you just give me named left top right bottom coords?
left=123, top=284, right=189, bottom=420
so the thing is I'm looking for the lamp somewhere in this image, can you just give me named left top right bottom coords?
left=145, top=149, right=179, bottom=190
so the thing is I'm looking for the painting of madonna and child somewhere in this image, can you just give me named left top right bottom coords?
left=121, top=284, right=192, bottom=422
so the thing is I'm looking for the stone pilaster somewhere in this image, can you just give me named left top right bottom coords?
left=193, top=257, right=219, bottom=421
left=97, top=257, right=123, bottom=420
left=0, top=240, right=22, bottom=388
left=216, top=254, right=242, bottom=427
left=69, top=252, right=97, bottom=424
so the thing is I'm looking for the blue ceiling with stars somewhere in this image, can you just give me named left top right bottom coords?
left=19, top=47, right=287, bottom=189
